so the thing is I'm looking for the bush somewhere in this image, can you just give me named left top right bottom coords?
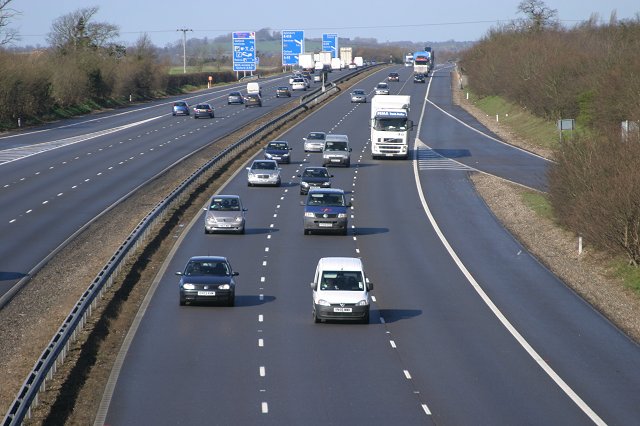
left=549, top=133, right=640, bottom=266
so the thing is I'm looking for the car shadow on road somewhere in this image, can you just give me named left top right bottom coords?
left=235, top=295, right=275, bottom=306
left=0, top=271, right=27, bottom=281
left=352, top=227, right=389, bottom=236
left=376, top=309, right=422, bottom=323
left=244, top=228, right=278, bottom=235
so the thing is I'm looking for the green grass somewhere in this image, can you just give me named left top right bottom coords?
left=520, top=191, right=554, bottom=220
left=613, top=259, right=640, bottom=294
left=467, top=92, right=560, bottom=152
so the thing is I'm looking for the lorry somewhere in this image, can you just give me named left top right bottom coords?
left=413, top=50, right=432, bottom=74
left=404, top=53, right=414, bottom=67
left=331, top=57, right=342, bottom=71
left=354, top=56, right=364, bottom=68
left=339, top=47, right=353, bottom=68
left=299, top=53, right=315, bottom=72
left=370, top=95, right=413, bottom=159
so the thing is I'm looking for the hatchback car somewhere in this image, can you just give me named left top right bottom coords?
left=413, top=73, right=426, bottom=83
left=298, top=166, right=333, bottom=195
left=303, top=131, right=327, bottom=152
left=302, top=188, right=351, bottom=235
left=228, top=92, right=244, bottom=105
left=276, top=86, right=291, bottom=97
left=264, top=140, right=292, bottom=163
left=375, top=82, right=390, bottom=95
left=193, top=103, right=215, bottom=119
left=291, top=78, right=307, bottom=91
left=172, top=101, right=189, bottom=116
left=350, top=89, right=367, bottom=103
left=247, top=159, right=281, bottom=186
left=244, top=93, right=262, bottom=107
left=203, top=194, right=247, bottom=234
left=177, top=256, right=238, bottom=306
left=388, top=72, right=400, bottom=82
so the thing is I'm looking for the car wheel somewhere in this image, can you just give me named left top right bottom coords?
left=179, top=295, right=186, bottom=306
left=304, top=229, right=310, bottom=235
left=361, top=312, right=370, bottom=324
left=228, top=293, right=235, bottom=307
left=204, top=228, right=210, bottom=234
left=194, top=115, right=198, bottom=119
left=313, top=310, right=321, bottom=323
left=342, top=228, right=348, bottom=236
left=248, top=182, right=252, bottom=187
left=211, top=113, right=215, bottom=118
left=238, top=226, right=245, bottom=235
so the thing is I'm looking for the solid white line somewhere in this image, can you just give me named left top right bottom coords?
left=415, top=70, right=606, bottom=426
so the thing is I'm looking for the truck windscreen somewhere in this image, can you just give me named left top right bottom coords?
left=374, top=118, right=408, bottom=131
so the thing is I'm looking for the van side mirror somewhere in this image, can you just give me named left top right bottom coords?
left=176, top=272, right=183, bottom=276
left=310, top=282, right=317, bottom=290
left=233, top=272, right=239, bottom=276
left=349, top=148, right=353, bottom=152
left=367, top=281, right=374, bottom=291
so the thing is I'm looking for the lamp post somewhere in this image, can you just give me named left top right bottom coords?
left=177, top=28, right=193, bottom=74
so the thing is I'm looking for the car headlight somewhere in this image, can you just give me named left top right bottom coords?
left=301, top=182, right=310, bottom=187
left=206, top=217, right=215, bottom=224
left=218, top=284, right=231, bottom=290
left=317, top=299, right=330, bottom=306
left=265, top=153, right=273, bottom=159
left=235, top=216, right=243, bottom=222
left=338, top=213, right=347, bottom=218
left=322, top=182, right=331, bottom=187
left=282, top=153, right=290, bottom=157
left=356, top=299, right=369, bottom=306
left=304, top=212, right=315, bottom=218
left=182, top=283, right=195, bottom=290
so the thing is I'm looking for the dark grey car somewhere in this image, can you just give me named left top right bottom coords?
left=177, top=256, right=238, bottom=306
left=298, top=167, right=333, bottom=195
left=228, top=92, right=244, bottom=104
left=244, top=93, right=262, bottom=107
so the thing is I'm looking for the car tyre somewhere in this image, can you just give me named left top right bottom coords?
left=228, top=293, right=235, bottom=307
left=304, top=229, right=310, bottom=235
left=238, top=226, right=245, bottom=235
left=313, top=310, right=321, bottom=323
left=361, top=312, right=370, bottom=324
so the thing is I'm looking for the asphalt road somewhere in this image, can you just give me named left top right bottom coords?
left=100, top=65, right=640, bottom=425
left=0, top=70, right=349, bottom=300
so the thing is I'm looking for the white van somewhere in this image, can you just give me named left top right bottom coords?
left=246, top=82, right=261, bottom=96
left=310, top=257, right=373, bottom=323
left=322, top=134, right=351, bottom=167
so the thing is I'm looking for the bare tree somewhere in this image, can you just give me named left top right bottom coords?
left=0, top=0, right=19, bottom=46
left=47, top=6, right=119, bottom=53
left=517, top=0, right=559, bottom=32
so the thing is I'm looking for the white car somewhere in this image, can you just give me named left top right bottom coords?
left=246, top=160, right=281, bottom=187
left=289, top=74, right=302, bottom=85
left=375, top=82, right=390, bottom=95
left=291, top=78, right=307, bottom=91
left=310, top=257, right=373, bottom=323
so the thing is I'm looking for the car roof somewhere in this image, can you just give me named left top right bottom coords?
left=188, top=255, right=228, bottom=262
left=317, top=257, right=363, bottom=271
left=253, top=159, right=277, bottom=165
left=325, top=134, right=349, bottom=142
left=304, top=166, right=328, bottom=171
left=210, top=194, right=240, bottom=200
left=308, top=188, right=344, bottom=194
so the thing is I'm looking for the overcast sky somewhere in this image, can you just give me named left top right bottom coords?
left=9, top=0, right=640, bottom=48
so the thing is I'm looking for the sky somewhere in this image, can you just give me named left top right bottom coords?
left=8, top=0, right=640, bottom=48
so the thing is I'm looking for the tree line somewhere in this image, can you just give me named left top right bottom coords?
left=460, top=3, right=640, bottom=266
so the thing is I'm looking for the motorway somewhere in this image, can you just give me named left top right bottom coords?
left=0, top=71, right=344, bottom=301
left=96, top=65, right=640, bottom=425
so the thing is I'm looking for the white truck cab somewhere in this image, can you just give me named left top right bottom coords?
left=310, top=257, right=373, bottom=323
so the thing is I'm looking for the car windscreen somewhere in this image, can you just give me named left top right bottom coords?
left=253, top=162, right=276, bottom=170
left=307, top=193, right=345, bottom=206
left=325, top=141, right=348, bottom=151
left=303, top=169, right=329, bottom=178
left=185, top=260, right=230, bottom=276
left=307, top=133, right=325, bottom=140
left=209, top=198, right=240, bottom=211
left=268, top=143, right=288, bottom=150
left=320, top=271, right=364, bottom=291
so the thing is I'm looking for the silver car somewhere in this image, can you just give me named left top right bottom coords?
left=375, top=82, right=390, bottom=95
left=204, top=194, right=247, bottom=234
left=247, top=159, right=281, bottom=187
left=350, top=89, right=367, bottom=103
left=303, top=131, right=327, bottom=152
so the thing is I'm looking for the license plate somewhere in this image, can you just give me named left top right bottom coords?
left=217, top=224, right=232, bottom=228
left=331, top=159, right=341, bottom=163
left=385, top=154, right=393, bottom=157
left=334, top=307, right=352, bottom=313
left=197, top=291, right=216, bottom=296
left=318, top=223, right=333, bottom=227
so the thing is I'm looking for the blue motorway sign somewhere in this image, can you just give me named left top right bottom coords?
left=282, top=30, right=304, bottom=66
left=322, top=33, right=338, bottom=58
left=233, top=31, right=256, bottom=71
